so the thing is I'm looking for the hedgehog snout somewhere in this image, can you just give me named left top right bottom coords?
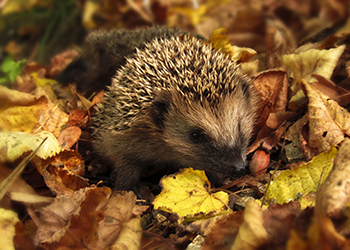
left=230, top=160, right=247, bottom=177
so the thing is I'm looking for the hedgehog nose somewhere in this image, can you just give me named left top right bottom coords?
left=231, top=161, right=246, bottom=177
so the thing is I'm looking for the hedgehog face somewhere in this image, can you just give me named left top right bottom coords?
left=155, top=87, right=255, bottom=178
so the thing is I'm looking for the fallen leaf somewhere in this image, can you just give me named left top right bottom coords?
left=0, top=208, right=19, bottom=250
left=110, top=217, right=142, bottom=250
left=48, top=50, right=79, bottom=77
left=265, top=145, right=337, bottom=207
left=231, top=200, right=269, bottom=250
left=67, top=109, right=88, bottom=127
left=31, top=72, right=57, bottom=87
left=57, top=126, right=82, bottom=149
left=0, top=131, right=61, bottom=162
left=316, top=138, right=350, bottom=218
left=153, top=168, right=230, bottom=222
left=0, top=86, right=68, bottom=137
left=31, top=150, right=86, bottom=195
left=283, top=45, right=346, bottom=109
left=252, top=70, right=289, bottom=113
left=311, top=74, right=350, bottom=107
left=34, top=187, right=137, bottom=249
left=303, top=81, right=348, bottom=152
left=209, top=28, right=257, bottom=62
left=201, top=211, right=244, bottom=250
left=284, top=45, right=346, bottom=95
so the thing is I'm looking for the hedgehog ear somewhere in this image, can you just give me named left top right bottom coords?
left=151, top=95, right=171, bottom=128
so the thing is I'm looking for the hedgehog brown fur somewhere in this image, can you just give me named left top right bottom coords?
left=56, top=27, right=186, bottom=93
left=93, top=35, right=258, bottom=191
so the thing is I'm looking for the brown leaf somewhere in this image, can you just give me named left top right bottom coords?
left=34, top=188, right=138, bottom=249
left=33, top=150, right=86, bottom=195
left=265, top=18, right=297, bottom=68
left=202, top=211, right=244, bottom=250
left=302, top=81, right=348, bottom=152
left=316, top=138, right=350, bottom=218
left=68, top=109, right=88, bottom=127
left=311, top=74, right=350, bottom=107
left=252, top=69, right=289, bottom=112
left=57, top=126, right=82, bottom=149
left=48, top=50, right=79, bottom=78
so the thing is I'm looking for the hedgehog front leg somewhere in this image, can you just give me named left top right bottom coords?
left=113, top=158, right=142, bottom=193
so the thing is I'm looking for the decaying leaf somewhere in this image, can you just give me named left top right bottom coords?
left=317, top=138, right=350, bottom=218
left=31, top=150, right=86, bottom=195
left=34, top=187, right=138, bottom=249
left=265, top=145, right=337, bottom=207
left=153, top=168, right=230, bottom=221
left=303, top=81, right=349, bottom=152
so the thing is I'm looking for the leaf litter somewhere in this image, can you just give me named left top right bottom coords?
left=1, top=0, right=350, bottom=249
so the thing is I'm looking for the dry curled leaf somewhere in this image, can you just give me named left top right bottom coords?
left=302, top=81, right=349, bottom=152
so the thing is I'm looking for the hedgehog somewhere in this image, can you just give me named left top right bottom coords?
left=56, top=27, right=188, bottom=93
left=92, top=35, right=258, bottom=191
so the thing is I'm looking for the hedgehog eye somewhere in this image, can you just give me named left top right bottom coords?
left=190, top=130, right=206, bottom=143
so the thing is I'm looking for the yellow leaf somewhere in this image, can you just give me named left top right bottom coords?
left=1, top=0, right=49, bottom=15
left=31, top=72, right=57, bottom=87
left=0, top=131, right=62, bottom=162
left=0, top=208, right=19, bottom=250
left=82, top=0, right=100, bottom=29
left=0, top=86, right=68, bottom=137
left=172, top=5, right=207, bottom=26
left=153, top=168, right=230, bottom=222
left=0, top=86, right=47, bottom=132
left=265, top=145, right=337, bottom=208
left=209, top=28, right=257, bottom=62
left=283, top=45, right=345, bottom=109
left=303, top=81, right=347, bottom=152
